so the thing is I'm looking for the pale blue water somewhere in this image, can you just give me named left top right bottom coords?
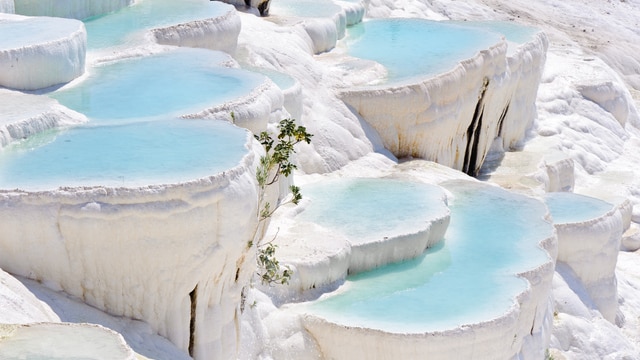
left=84, top=0, right=230, bottom=50
left=51, top=48, right=265, bottom=122
left=0, top=17, right=81, bottom=50
left=451, top=21, right=539, bottom=44
left=345, top=19, right=503, bottom=83
left=0, top=119, right=248, bottom=190
left=544, top=192, right=614, bottom=224
left=298, top=178, right=448, bottom=244
left=304, top=180, right=553, bottom=333
left=269, top=0, right=342, bottom=18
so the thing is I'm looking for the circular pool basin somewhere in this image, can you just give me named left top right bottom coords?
left=544, top=192, right=614, bottom=224
left=298, top=177, right=448, bottom=245
left=83, top=0, right=232, bottom=49
left=303, top=180, right=553, bottom=333
left=50, top=48, right=266, bottom=122
left=0, top=119, right=250, bottom=190
left=344, top=18, right=503, bottom=83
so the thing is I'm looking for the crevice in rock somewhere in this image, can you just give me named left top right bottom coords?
left=258, top=0, right=270, bottom=16
left=463, top=77, right=490, bottom=177
left=496, top=102, right=510, bottom=138
left=189, top=285, right=198, bottom=357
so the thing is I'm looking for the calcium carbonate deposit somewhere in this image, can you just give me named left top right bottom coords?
left=2, top=0, right=640, bottom=359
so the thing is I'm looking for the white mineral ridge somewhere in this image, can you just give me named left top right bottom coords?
left=0, top=322, right=137, bottom=360
left=13, top=0, right=134, bottom=20
left=340, top=32, right=547, bottom=176
left=0, top=88, right=87, bottom=148
left=0, top=135, right=264, bottom=359
left=298, top=181, right=558, bottom=360
left=0, top=268, right=59, bottom=324
left=151, top=3, right=241, bottom=54
left=15, top=275, right=191, bottom=360
left=554, top=201, right=624, bottom=323
left=0, top=13, right=86, bottom=90
left=184, top=76, right=287, bottom=135
left=236, top=13, right=379, bottom=173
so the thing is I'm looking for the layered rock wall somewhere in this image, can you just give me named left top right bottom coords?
left=151, top=5, right=241, bottom=54
left=341, top=32, right=548, bottom=176
left=0, top=137, right=263, bottom=359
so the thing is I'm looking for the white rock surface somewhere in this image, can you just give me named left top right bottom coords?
left=0, top=268, right=59, bottom=324
left=184, top=77, right=286, bottom=135
left=151, top=4, right=241, bottom=54
left=0, top=322, right=137, bottom=360
left=0, top=13, right=86, bottom=90
left=340, top=32, right=548, bottom=177
left=0, top=88, right=87, bottom=149
left=554, top=202, right=623, bottom=323
left=13, top=0, right=134, bottom=20
left=0, top=136, right=263, bottom=360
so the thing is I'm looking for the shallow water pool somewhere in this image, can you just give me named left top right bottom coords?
left=544, top=192, right=614, bottom=224
left=344, top=18, right=503, bottom=83
left=297, top=178, right=448, bottom=245
left=51, top=48, right=265, bottom=122
left=303, top=180, right=553, bottom=333
left=0, top=16, right=80, bottom=50
left=83, top=0, right=231, bottom=50
left=0, top=118, right=249, bottom=190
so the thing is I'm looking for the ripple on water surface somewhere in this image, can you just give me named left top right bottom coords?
left=303, top=180, right=553, bottom=333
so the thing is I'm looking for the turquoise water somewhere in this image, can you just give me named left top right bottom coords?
left=269, top=0, right=342, bottom=18
left=0, top=17, right=81, bottom=50
left=51, top=48, right=265, bottom=122
left=451, top=21, right=539, bottom=44
left=297, top=178, right=448, bottom=244
left=345, top=19, right=503, bottom=82
left=544, top=192, right=614, bottom=224
left=0, top=119, right=248, bottom=190
left=84, top=0, right=230, bottom=50
left=1, top=16, right=267, bottom=190
left=304, top=180, right=553, bottom=333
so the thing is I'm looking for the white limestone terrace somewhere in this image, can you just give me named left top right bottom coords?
left=83, top=0, right=240, bottom=55
left=0, top=13, right=86, bottom=90
left=13, top=0, right=134, bottom=20
left=242, top=66, right=304, bottom=121
left=264, top=177, right=449, bottom=300
left=0, top=323, right=137, bottom=360
left=267, top=0, right=365, bottom=54
left=0, top=89, right=87, bottom=149
left=0, top=43, right=285, bottom=359
left=1, top=0, right=639, bottom=360
left=50, top=48, right=284, bottom=135
left=0, top=140, right=263, bottom=359
left=337, top=18, right=548, bottom=177
left=296, top=180, right=557, bottom=360
left=544, top=192, right=626, bottom=323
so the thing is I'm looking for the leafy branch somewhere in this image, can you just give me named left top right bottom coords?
left=252, top=118, right=312, bottom=285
